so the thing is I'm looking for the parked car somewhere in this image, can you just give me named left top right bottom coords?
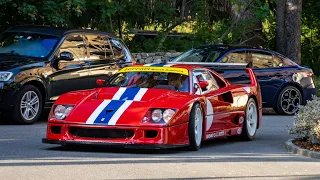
left=0, top=25, right=135, bottom=124
left=171, top=45, right=317, bottom=115
left=42, top=63, right=262, bottom=151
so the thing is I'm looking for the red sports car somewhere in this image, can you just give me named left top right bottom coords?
left=42, top=63, right=262, bottom=151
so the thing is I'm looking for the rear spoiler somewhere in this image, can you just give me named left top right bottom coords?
left=167, top=62, right=256, bottom=86
left=166, top=62, right=252, bottom=70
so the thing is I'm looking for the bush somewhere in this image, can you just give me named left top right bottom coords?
left=289, top=95, right=320, bottom=143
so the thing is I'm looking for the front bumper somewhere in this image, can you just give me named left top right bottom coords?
left=43, top=122, right=190, bottom=149
left=42, top=138, right=186, bottom=149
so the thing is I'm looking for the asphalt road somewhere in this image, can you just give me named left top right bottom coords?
left=0, top=111, right=320, bottom=180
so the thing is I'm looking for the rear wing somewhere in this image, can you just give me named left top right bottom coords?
left=167, top=62, right=257, bottom=86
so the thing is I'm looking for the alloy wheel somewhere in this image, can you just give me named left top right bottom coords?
left=280, top=88, right=301, bottom=114
left=20, top=91, right=40, bottom=121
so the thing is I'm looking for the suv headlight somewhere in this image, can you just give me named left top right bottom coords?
left=0, top=72, right=13, bottom=81
left=54, top=105, right=74, bottom=120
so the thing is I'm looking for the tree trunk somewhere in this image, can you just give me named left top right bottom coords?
left=117, top=11, right=122, bottom=38
left=276, top=0, right=286, bottom=55
left=276, top=0, right=302, bottom=64
left=285, top=0, right=302, bottom=64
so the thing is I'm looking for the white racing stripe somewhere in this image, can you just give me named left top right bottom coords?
left=163, top=64, right=173, bottom=67
left=108, top=88, right=148, bottom=125
left=134, top=88, right=148, bottom=101
left=108, top=101, right=133, bottom=125
left=86, top=100, right=111, bottom=124
left=112, top=87, right=127, bottom=100
left=206, top=99, right=214, bottom=131
left=143, top=63, right=155, bottom=66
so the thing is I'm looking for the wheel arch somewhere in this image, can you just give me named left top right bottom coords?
left=189, top=98, right=207, bottom=138
left=277, top=82, right=303, bottom=103
left=16, top=77, right=47, bottom=103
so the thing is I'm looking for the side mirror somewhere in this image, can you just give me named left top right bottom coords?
left=199, top=81, right=209, bottom=89
left=96, top=79, right=106, bottom=86
left=59, top=51, right=74, bottom=61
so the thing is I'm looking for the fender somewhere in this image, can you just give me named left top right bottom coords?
left=273, top=81, right=303, bottom=102
left=14, top=76, right=47, bottom=100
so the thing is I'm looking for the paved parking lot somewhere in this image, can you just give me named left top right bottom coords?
left=0, top=111, right=319, bottom=180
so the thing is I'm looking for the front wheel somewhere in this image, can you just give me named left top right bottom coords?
left=188, top=103, right=203, bottom=151
left=12, top=85, right=43, bottom=125
left=274, top=86, right=302, bottom=115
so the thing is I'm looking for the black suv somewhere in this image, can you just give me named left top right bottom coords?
left=0, top=25, right=135, bottom=124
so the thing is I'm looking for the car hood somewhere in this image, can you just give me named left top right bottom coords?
left=0, top=54, right=41, bottom=71
left=57, top=87, right=193, bottom=126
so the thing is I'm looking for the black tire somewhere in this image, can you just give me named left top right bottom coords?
left=274, top=85, right=302, bottom=115
left=229, top=98, right=258, bottom=141
left=12, top=85, right=43, bottom=125
left=188, top=103, right=203, bottom=151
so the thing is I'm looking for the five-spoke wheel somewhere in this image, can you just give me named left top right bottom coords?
left=275, top=86, right=302, bottom=115
left=13, top=85, right=43, bottom=124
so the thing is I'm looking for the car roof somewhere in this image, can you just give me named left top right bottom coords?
left=194, top=44, right=262, bottom=50
left=5, top=25, right=118, bottom=38
left=193, top=44, right=283, bottom=55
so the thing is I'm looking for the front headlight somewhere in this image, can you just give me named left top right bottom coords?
left=151, top=109, right=163, bottom=123
left=144, top=108, right=176, bottom=124
left=0, top=72, right=13, bottom=81
left=54, top=105, right=74, bottom=120
left=163, top=109, right=175, bottom=123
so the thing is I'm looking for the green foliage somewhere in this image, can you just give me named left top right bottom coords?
left=289, top=95, right=320, bottom=143
left=0, top=0, right=319, bottom=77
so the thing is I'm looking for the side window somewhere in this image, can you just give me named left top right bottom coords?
left=280, top=56, right=296, bottom=67
left=84, top=34, right=112, bottom=60
left=58, top=34, right=85, bottom=61
left=193, top=69, right=221, bottom=94
left=273, top=54, right=296, bottom=68
left=109, top=39, right=125, bottom=60
left=220, top=51, right=250, bottom=63
left=192, top=73, right=202, bottom=95
left=251, top=51, right=274, bottom=68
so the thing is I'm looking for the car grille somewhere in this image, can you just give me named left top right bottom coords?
left=69, top=127, right=134, bottom=139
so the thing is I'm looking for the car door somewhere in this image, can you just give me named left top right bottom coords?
left=192, top=69, right=233, bottom=133
left=249, top=50, right=288, bottom=105
left=85, top=35, right=131, bottom=88
left=47, top=33, right=90, bottom=101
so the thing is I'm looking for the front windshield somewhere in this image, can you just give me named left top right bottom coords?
left=172, top=47, right=226, bottom=62
left=107, top=71, right=190, bottom=92
left=0, top=32, right=58, bottom=58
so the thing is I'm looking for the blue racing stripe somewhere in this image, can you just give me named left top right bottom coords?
left=93, top=100, right=125, bottom=124
left=150, top=63, right=166, bottom=67
left=119, top=88, right=140, bottom=100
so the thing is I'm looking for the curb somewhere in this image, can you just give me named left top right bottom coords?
left=285, top=139, right=320, bottom=159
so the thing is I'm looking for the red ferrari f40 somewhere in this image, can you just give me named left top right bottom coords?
left=43, top=63, right=262, bottom=151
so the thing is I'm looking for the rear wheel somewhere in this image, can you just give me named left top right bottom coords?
left=188, top=103, right=203, bottom=151
left=12, top=85, right=43, bottom=125
left=230, top=98, right=258, bottom=141
left=274, top=86, right=302, bottom=115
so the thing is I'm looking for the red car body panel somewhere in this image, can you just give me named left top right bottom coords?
left=43, top=64, right=262, bottom=148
